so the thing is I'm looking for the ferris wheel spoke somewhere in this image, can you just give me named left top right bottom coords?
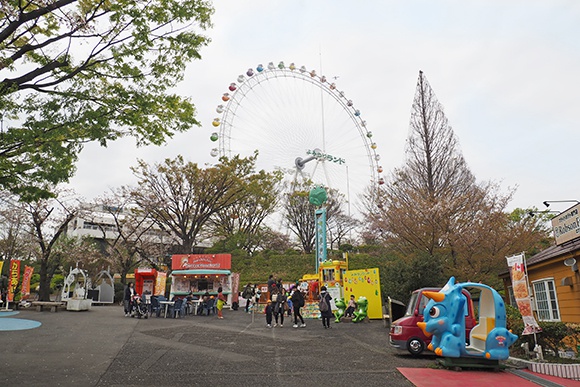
left=209, top=61, right=385, bottom=217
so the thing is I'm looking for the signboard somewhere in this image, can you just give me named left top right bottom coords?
left=506, top=253, right=541, bottom=335
left=315, top=208, right=327, bottom=272
left=343, top=268, right=383, bottom=319
left=551, top=203, right=580, bottom=245
left=171, top=254, right=231, bottom=270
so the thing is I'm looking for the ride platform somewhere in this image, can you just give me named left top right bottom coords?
left=437, top=356, right=502, bottom=372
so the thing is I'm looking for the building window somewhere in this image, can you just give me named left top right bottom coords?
left=532, top=278, right=560, bottom=321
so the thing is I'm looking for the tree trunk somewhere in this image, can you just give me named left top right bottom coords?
left=38, top=258, right=51, bottom=301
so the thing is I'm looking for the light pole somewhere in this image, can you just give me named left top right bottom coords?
left=542, top=200, right=579, bottom=208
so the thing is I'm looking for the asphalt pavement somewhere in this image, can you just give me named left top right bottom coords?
left=1, top=304, right=434, bottom=387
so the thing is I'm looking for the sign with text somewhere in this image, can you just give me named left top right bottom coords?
left=7, top=260, right=20, bottom=302
left=171, top=254, right=231, bottom=270
left=21, top=266, right=34, bottom=299
left=551, top=203, right=580, bottom=245
left=506, top=253, right=541, bottom=335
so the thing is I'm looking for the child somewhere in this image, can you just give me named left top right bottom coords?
left=265, top=300, right=273, bottom=328
left=345, top=294, right=357, bottom=318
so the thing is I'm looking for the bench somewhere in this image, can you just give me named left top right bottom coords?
left=471, top=317, right=495, bottom=342
left=30, top=301, right=64, bottom=312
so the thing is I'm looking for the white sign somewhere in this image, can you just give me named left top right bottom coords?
left=551, top=203, right=580, bottom=245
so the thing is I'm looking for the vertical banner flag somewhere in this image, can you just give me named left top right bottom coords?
left=154, top=272, right=166, bottom=296
left=21, top=266, right=34, bottom=299
left=314, top=208, right=327, bottom=273
left=506, top=253, right=542, bottom=335
left=0, top=260, right=4, bottom=275
left=7, top=259, right=21, bottom=302
left=231, top=273, right=240, bottom=304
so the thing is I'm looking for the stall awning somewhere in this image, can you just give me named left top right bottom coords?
left=171, top=269, right=231, bottom=276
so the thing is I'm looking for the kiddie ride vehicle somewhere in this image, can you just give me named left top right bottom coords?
left=390, top=285, right=477, bottom=356
left=417, top=277, right=518, bottom=367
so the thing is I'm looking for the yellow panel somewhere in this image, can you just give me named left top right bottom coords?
left=343, top=268, right=383, bottom=319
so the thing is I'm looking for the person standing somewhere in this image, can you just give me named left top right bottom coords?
left=254, top=285, right=261, bottom=310
left=273, top=288, right=287, bottom=327
left=216, top=286, right=227, bottom=319
left=123, top=282, right=135, bottom=317
left=265, top=300, right=273, bottom=328
left=242, top=283, right=254, bottom=313
left=319, top=286, right=333, bottom=329
left=267, top=275, right=275, bottom=293
left=291, top=287, right=306, bottom=328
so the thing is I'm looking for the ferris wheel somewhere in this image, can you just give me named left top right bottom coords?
left=209, top=61, right=384, bottom=215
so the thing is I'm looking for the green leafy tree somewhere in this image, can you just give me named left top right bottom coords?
left=208, top=168, right=283, bottom=254
left=128, top=154, right=269, bottom=254
left=0, top=0, right=213, bottom=200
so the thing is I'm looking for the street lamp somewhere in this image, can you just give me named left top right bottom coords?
left=528, top=210, right=559, bottom=217
left=543, top=200, right=579, bottom=208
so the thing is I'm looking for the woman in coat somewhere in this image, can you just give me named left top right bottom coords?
left=272, top=289, right=287, bottom=327
left=319, top=285, right=333, bottom=329
left=123, top=282, right=135, bottom=317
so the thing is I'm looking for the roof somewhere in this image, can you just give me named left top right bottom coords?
left=171, top=269, right=231, bottom=276
left=526, top=238, right=580, bottom=266
left=499, top=238, right=580, bottom=276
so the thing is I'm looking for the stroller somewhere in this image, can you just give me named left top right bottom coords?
left=131, top=294, right=149, bottom=319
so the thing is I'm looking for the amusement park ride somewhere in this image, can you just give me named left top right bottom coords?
left=417, top=277, right=518, bottom=368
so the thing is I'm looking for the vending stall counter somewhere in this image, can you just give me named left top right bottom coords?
left=169, top=254, right=235, bottom=304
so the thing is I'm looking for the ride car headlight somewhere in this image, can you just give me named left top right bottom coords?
left=392, top=325, right=402, bottom=335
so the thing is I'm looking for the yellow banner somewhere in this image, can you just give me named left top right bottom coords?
left=7, top=260, right=20, bottom=302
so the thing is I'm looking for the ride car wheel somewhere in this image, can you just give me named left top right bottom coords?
left=407, top=337, right=425, bottom=355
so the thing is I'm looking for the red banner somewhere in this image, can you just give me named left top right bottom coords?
left=7, top=260, right=21, bottom=302
left=171, top=254, right=231, bottom=270
left=21, top=266, right=34, bottom=299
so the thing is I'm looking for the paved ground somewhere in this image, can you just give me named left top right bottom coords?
left=1, top=304, right=433, bottom=387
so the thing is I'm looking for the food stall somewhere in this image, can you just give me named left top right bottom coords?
left=134, top=268, right=166, bottom=301
left=169, top=254, right=234, bottom=303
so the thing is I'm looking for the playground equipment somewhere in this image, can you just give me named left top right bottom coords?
left=352, top=296, right=368, bottom=323
left=417, top=277, right=517, bottom=362
left=334, top=298, right=346, bottom=323
left=89, top=269, right=115, bottom=304
left=62, top=266, right=92, bottom=311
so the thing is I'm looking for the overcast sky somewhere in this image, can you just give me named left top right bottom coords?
left=67, top=1, right=580, bottom=213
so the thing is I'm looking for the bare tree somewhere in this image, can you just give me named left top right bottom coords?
left=89, top=191, right=171, bottom=284
left=364, top=71, right=542, bottom=286
left=283, top=184, right=343, bottom=253
left=0, top=194, right=36, bottom=261
left=24, top=190, right=79, bottom=301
